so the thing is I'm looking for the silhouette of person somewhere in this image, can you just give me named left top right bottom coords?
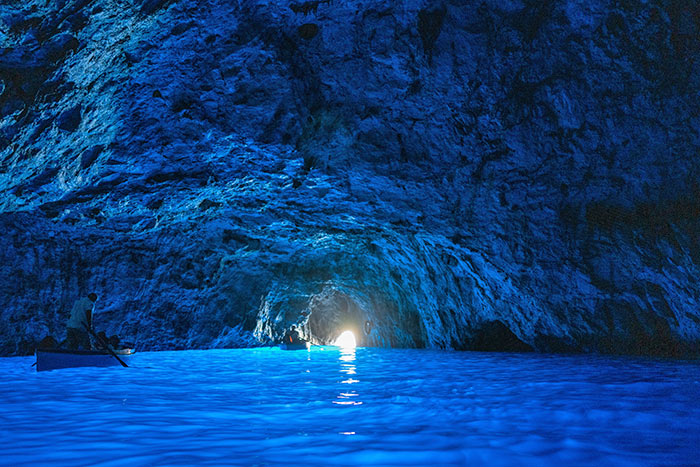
left=284, top=325, right=302, bottom=344
left=66, top=292, right=98, bottom=349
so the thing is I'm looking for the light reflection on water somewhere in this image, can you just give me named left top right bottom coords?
left=335, top=348, right=362, bottom=407
left=0, top=347, right=699, bottom=465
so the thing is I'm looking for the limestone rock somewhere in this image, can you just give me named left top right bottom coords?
left=0, top=0, right=699, bottom=357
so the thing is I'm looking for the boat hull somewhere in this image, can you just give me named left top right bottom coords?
left=35, top=348, right=135, bottom=372
left=279, top=342, right=310, bottom=350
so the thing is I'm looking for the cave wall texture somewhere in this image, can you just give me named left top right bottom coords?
left=1, top=0, right=700, bottom=356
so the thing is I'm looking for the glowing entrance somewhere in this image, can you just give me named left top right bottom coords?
left=334, top=330, right=356, bottom=348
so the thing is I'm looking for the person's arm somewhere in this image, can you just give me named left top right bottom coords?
left=86, top=309, right=92, bottom=330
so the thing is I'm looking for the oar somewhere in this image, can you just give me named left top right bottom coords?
left=82, top=322, right=128, bottom=368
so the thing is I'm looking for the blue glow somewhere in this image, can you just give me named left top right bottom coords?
left=1, top=348, right=698, bottom=464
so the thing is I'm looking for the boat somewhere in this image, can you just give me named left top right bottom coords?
left=35, top=348, right=135, bottom=372
left=280, top=341, right=311, bottom=350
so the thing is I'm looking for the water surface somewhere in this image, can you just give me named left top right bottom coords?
left=1, top=347, right=698, bottom=465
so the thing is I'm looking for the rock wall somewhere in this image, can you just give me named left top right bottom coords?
left=1, top=0, right=699, bottom=356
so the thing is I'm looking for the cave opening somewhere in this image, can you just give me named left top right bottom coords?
left=334, top=330, right=356, bottom=348
left=305, top=288, right=369, bottom=346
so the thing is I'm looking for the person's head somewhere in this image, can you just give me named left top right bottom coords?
left=88, top=292, right=98, bottom=302
left=291, top=325, right=296, bottom=331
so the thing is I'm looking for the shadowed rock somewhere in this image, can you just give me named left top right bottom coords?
left=56, top=104, right=82, bottom=132
left=417, top=5, right=446, bottom=63
left=298, top=23, right=319, bottom=40
left=290, top=1, right=327, bottom=16
left=0, top=0, right=699, bottom=357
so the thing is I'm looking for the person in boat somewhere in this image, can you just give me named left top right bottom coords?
left=284, top=325, right=302, bottom=344
left=94, top=331, right=121, bottom=350
left=36, top=335, right=58, bottom=349
left=66, top=292, right=98, bottom=349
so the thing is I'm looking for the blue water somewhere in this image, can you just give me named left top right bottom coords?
left=1, top=347, right=699, bottom=466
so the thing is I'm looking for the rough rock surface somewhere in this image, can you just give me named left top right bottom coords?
left=1, top=0, right=699, bottom=356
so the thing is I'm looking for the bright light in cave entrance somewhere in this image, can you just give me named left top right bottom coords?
left=334, top=330, right=356, bottom=348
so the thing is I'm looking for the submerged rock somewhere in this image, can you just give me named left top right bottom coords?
left=0, top=0, right=699, bottom=357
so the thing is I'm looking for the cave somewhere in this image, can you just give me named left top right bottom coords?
left=304, top=288, right=367, bottom=346
left=1, top=0, right=699, bottom=462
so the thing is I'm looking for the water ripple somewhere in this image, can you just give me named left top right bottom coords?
left=1, top=348, right=699, bottom=465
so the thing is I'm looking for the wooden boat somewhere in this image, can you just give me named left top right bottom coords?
left=279, top=341, right=311, bottom=350
left=35, top=348, right=135, bottom=372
